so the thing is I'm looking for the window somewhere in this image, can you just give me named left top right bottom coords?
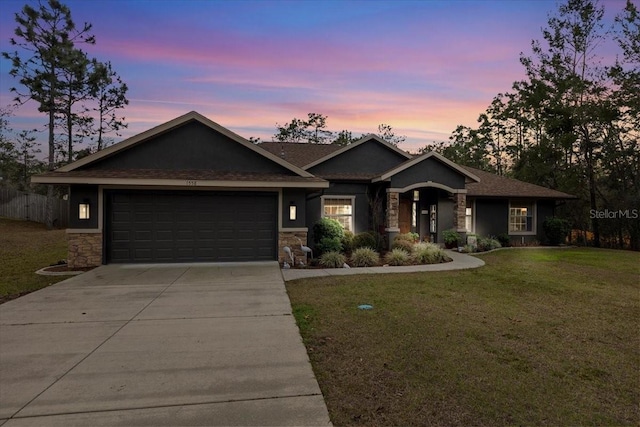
left=465, top=206, right=473, bottom=232
left=322, top=197, right=354, bottom=231
left=509, top=202, right=535, bottom=233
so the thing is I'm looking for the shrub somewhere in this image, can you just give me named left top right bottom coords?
left=413, top=242, right=450, bottom=264
left=341, top=230, right=354, bottom=254
left=385, top=248, right=410, bottom=266
left=353, top=231, right=377, bottom=250
left=392, top=238, right=414, bottom=254
left=496, top=233, right=511, bottom=248
left=312, top=218, right=344, bottom=254
left=477, top=237, right=502, bottom=252
left=394, top=232, right=418, bottom=243
left=315, top=236, right=343, bottom=254
left=442, top=229, right=461, bottom=248
left=543, top=217, right=571, bottom=245
left=319, top=251, right=346, bottom=268
left=462, top=244, right=476, bottom=253
left=350, top=247, right=380, bottom=267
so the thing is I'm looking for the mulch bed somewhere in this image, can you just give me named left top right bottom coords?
left=40, top=265, right=96, bottom=273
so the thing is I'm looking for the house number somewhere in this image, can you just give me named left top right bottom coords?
left=186, top=180, right=197, bottom=186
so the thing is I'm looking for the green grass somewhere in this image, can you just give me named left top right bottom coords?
left=0, top=217, right=68, bottom=300
left=286, top=248, right=640, bottom=426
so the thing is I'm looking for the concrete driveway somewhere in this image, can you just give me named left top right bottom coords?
left=0, top=262, right=331, bottom=426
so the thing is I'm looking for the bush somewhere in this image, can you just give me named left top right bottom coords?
left=543, top=217, right=571, bottom=245
left=463, top=244, right=476, bottom=253
left=350, top=247, right=380, bottom=267
left=477, top=237, right=502, bottom=252
left=394, top=232, right=418, bottom=243
left=319, top=251, right=346, bottom=268
left=442, top=229, right=461, bottom=248
left=496, top=233, right=511, bottom=248
left=413, top=242, right=450, bottom=264
left=315, top=236, right=342, bottom=254
left=353, top=231, right=377, bottom=250
left=341, top=230, right=354, bottom=254
left=392, top=238, right=415, bottom=254
left=313, top=218, right=344, bottom=254
left=385, top=248, right=411, bottom=266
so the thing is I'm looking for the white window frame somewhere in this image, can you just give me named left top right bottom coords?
left=321, top=196, right=355, bottom=232
left=508, top=201, right=536, bottom=235
left=465, top=204, right=474, bottom=233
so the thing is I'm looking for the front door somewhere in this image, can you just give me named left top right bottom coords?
left=399, top=198, right=412, bottom=234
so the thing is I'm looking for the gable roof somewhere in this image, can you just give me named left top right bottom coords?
left=57, top=111, right=314, bottom=178
left=259, top=142, right=341, bottom=168
left=373, top=151, right=481, bottom=183
left=463, top=166, right=576, bottom=199
left=301, top=134, right=412, bottom=170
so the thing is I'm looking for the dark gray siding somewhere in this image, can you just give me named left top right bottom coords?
left=69, top=185, right=99, bottom=229
left=282, top=188, right=306, bottom=228
left=536, top=200, right=556, bottom=243
left=437, top=198, right=454, bottom=241
left=475, top=199, right=509, bottom=237
left=306, top=182, right=371, bottom=246
left=390, top=157, right=466, bottom=190
left=308, top=140, right=407, bottom=176
left=85, top=120, right=295, bottom=175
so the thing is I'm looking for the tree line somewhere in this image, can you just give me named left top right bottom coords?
left=269, top=112, right=406, bottom=146
left=1, top=0, right=129, bottom=225
left=422, top=0, right=639, bottom=250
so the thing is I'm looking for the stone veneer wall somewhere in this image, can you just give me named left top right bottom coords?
left=386, top=192, right=399, bottom=229
left=453, top=193, right=467, bottom=233
left=68, top=232, right=103, bottom=268
left=278, top=230, right=309, bottom=265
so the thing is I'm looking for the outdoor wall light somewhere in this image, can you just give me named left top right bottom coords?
left=289, top=203, right=297, bottom=221
left=79, top=201, right=90, bottom=220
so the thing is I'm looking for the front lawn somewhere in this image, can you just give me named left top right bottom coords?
left=0, top=217, right=68, bottom=301
left=286, top=248, right=640, bottom=426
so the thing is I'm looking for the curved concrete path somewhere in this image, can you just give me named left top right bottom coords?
left=0, top=262, right=331, bottom=426
left=282, top=250, right=484, bottom=281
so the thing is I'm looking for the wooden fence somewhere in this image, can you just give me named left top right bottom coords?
left=0, top=188, right=69, bottom=228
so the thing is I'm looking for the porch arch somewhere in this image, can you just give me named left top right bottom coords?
left=387, top=181, right=467, bottom=195
left=385, top=181, right=468, bottom=247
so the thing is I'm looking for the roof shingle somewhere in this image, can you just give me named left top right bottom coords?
left=259, top=142, right=342, bottom=168
left=462, top=166, right=575, bottom=199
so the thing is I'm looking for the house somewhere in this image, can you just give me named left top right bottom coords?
left=32, top=111, right=574, bottom=268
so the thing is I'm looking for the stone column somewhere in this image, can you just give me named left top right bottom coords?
left=67, top=230, right=103, bottom=268
left=453, top=192, right=467, bottom=245
left=278, top=230, right=309, bottom=265
left=385, top=191, right=400, bottom=249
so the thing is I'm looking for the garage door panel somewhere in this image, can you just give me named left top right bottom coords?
left=106, top=191, right=277, bottom=263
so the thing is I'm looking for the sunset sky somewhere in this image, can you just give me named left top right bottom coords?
left=0, top=0, right=623, bottom=154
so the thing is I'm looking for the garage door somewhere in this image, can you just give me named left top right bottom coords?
left=106, top=190, right=277, bottom=263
